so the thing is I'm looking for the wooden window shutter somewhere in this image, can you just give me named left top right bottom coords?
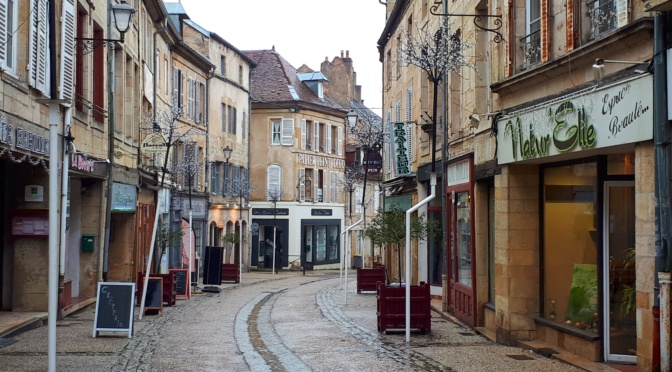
left=281, top=118, right=294, bottom=146
left=566, top=0, right=575, bottom=51
left=299, top=168, right=306, bottom=201
left=313, top=121, right=319, bottom=152
left=337, top=127, right=343, bottom=156
left=172, top=68, right=179, bottom=108
left=0, top=0, right=7, bottom=68
left=506, top=0, right=514, bottom=77
left=300, top=119, right=307, bottom=150
left=325, top=124, right=332, bottom=154
left=35, top=0, right=52, bottom=96
left=541, top=0, right=550, bottom=62
left=58, top=0, right=76, bottom=102
left=267, top=165, right=281, bottom=200
left=195, top=80, right=201, bottom=123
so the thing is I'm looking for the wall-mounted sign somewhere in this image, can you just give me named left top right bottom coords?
left=391, top=122, right=412, bottom=176
left=141, top=132, right=167, bottom=154
left=70, top=153, right=96, bottom=173
left=0, top=116, right=50, bottom=157
left=252, top=208, right=289, bottom=216
left=311, top=209, right=333, bottom=216
left=297, top=153, right=345, bottom=169
left=497, top=75, right=653, bottom=164
left=111, top=183, right=137, bottom=213
left=178, top=197, right=207, bottom=218
left=12, top=215, right=49, bottom=236
left=363, top=150, right=383, bottom=175
left=24, top=185, right=44, bottom=202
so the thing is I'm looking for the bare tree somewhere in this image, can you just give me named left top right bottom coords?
left=339, top=167, right=364, bottom=218
left=397, top=21, right=474, bottom=171
left=140, top=107, right=206, bottom=187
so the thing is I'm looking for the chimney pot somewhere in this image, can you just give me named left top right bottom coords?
left=340, top=50, right=344, bottom=58
left=346, top=50, right=350, bottom=58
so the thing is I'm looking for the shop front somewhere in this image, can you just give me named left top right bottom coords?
left=251, top=208, right=289, bottom=269
left=495, top=74, right=653, bottom=363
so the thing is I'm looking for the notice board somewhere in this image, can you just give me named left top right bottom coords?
left=93, top=282, right=135, bottom=338
left=143, top=277, right=164, bottom=314
left=170, top=269, right=189, bottom=299
left=203, top=246, right=223, bottom=285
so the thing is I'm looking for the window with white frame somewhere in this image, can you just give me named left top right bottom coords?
left=267, top=165, right=282, bottom=200
left=28, top=0, right=50, bottom=93
left=0, top=0, right=18, bottom=73
left=522, top=0, right=541, bottom=68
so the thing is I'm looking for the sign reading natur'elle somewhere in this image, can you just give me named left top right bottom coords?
left=497, top=75, right=653, bottom=164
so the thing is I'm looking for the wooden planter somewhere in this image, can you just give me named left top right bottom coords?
left=221, top=263, right=240, bottom=283
left=357, top=266, right=387, bottom=293
left=376, top=281, right=431, bottom=334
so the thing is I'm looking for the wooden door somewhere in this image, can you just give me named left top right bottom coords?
left=447, top=190, right=476, bottom=326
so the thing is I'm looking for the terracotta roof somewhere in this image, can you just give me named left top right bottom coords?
left=244, top=49, right=344, bottom=111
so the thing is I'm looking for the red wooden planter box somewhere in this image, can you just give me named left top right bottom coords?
left=221, top=263, right=240, bottom=283
left=376, top=281, right=431, bottom=334
left=357, top=267, right=386, bottom=293
left=137, top=272, right=177, bottom=306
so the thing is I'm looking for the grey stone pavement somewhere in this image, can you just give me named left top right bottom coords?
left=0, top=270, right=580, bottom=372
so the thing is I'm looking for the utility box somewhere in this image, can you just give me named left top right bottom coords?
left=81, top=234, right=95, bottom=252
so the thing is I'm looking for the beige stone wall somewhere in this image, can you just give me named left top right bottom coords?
left=635, top=141, right=655, bottom=370
left=494, top=164, right=540, bottom=344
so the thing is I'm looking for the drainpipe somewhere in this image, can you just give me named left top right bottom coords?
left=102, top=0, right=116, bottom=281
left=152, top=21, right=168, bottom=121
left=405, top=172, right=436, bottom=342
left=440, top=0, right=449, bottom=311
left=653, top=11, right=671, bottom=372
left=58, top=108, right=72, bottom=320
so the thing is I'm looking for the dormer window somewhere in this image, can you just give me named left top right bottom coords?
left=297, top=72, right=328, bottom=99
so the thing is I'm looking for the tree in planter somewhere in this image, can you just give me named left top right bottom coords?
left=364, top=206, right=435, bottom=285
left=222, top=232, right=241, bottom=263
left=155, top=224, right=184, bottom=272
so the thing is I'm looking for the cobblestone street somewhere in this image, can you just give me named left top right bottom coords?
left=0, top=271, right=579, bottom=371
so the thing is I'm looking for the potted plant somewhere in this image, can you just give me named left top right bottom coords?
left=221, top=232, right=241, bottom=282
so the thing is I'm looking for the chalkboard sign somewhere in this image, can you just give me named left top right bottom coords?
left=93, top=282, right=135, bottom=338
left=203, top=246, right=223, bottom=285
left=144, top=277, right=164, bottom=314
left=170, top=269, right=189, bottom=300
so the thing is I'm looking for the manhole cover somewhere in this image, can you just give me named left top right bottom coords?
left=0, top=338, right=17, bottom=348
left=507, top=354, right=534, bottom=360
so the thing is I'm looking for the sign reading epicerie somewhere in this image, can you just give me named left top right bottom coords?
left=497, top=75, right=653, bottom=164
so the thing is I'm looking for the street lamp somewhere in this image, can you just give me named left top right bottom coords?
left=347, top=109, right=358, bottom=128
left=74, top=1, right=136, bottom=54
left=223, top=145, right=233, bottom=162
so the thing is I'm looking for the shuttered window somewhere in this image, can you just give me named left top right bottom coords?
left=325, top=124, right=332, bottom=154
left=0, top=0, right=18, bottom=73
left=313, top=121, right=319, bottom=152
left=300, top=120, right=307, bottom=150
left=31, top=0, right=50, bottom=95
left=59, top=0, right=76, bottom=102
left=337, top=127, right=343, bottom=156
left=271, top=120, right=281, bottom=145
left=281, top=118, right=294, bottom=146
left=267, top=165, right=282, bottom=200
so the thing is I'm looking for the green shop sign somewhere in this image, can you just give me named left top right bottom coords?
left=497, top=75, right=653, bottom=164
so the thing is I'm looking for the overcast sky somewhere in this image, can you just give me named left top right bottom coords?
left=174, top=0, right=386, bottom=116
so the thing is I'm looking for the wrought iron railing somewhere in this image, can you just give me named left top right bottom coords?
left=519, top=30, right=541, bottom=69
left=588, top=0, right=617, bottom=39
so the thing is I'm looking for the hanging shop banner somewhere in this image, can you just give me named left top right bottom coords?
left=497, top=74, right=653, bottom=164
left=141, top=132, right=167, bottom=154
left=363, top=149, right=383, bottom=175
left=390, top=122, right=412, bottom=176
left=111, top=182, right=137, bottom=213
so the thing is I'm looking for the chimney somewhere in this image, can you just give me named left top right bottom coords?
left=346, top=50, right=350, bottom=58
left=325, top=56, right=328, bottom=61
left=340, top=50, right=344, bottom=58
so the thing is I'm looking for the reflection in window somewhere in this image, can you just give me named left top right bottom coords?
left=543, top=163, right=598, bottom=333
left=316, top=226, right=326, bottom=261
left=328, top=226, right=339, bottom=260
left=457, top=192, right=472, bottom=287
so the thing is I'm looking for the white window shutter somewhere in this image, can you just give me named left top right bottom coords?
left=58, top=0, right=75, bottom=102
left=195, top=80, right=201, bottom=123
left=267, top=165, right=281, bottom=200
left=325, top=124, right=332, bottom=154
left=0, top=0, right=7, bottom=68
left=355, top=187, right=363, bottom=213
left=36, top=0, right=50, bottom=95
left=299, top=168, right=306, bottom=201
left=337, top=127, right=343, bottom=156
left=172, top=68, right=179, bottom=108
left=323, top=171, right=329, bottom=202
left=281, top=118, right=294, bottom=146
left=300, top=119, right=306, bottom=150
left=314, top=168, right=319, bottom=202
left=313, top=121, right=319, bottom=152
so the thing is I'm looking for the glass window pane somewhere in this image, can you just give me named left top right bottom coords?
left=543, top=163, right=598, bottom=332
left=316, top=226, right=326, bottom=261
left=456, top=192, right=472, bottom=286
left=328, top=226, right=339, bottom=260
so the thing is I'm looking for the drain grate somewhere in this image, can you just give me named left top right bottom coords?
left=458, top=332, right=475, bottom=336
left=507, top=354, right=534, bottom=361
left=0, top=338, right=17, bottom=348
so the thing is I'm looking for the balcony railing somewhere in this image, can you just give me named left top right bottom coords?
left=588, top=0, right=617, bottom=40
left=519, top=30, right=541, bottom=69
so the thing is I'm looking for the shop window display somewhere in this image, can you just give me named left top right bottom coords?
left=543, top=163, right=598, bottom=333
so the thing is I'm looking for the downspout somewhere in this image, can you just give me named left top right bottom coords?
left=247, top=68, right=253, bottom=271
left=654, top=11, right=671, bottom=372
left=405, top=172, right=437, bottom=342
left=440, top=0, right=449, bottom=311
left=102, top=1, right=116, bottom=281
left=153, top=20, right=168, bottom=122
